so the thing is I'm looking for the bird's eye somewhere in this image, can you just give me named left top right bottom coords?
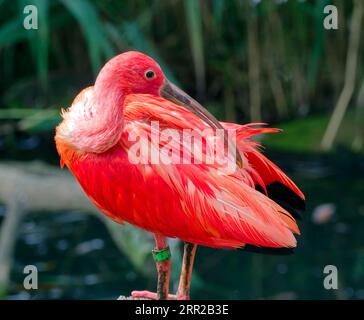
left=145, top=70, right=156, bottom=80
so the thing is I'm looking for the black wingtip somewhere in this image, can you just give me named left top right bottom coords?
left=256, top=182, right=305, bottom=220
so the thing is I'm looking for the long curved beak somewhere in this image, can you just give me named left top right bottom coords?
left=160, top=81, right=243, bottom=169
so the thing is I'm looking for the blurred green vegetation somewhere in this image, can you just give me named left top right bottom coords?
left=262, top=110, right=361, bottom=153
left=0, top=0, right=363, bottom=154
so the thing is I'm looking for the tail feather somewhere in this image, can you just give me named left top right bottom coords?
left=222, top=122, right=305, bottom=201
left=221, top=122, right=306, bottom=254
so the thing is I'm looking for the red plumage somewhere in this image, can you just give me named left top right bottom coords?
left=55, top=51, right=304, bottom=251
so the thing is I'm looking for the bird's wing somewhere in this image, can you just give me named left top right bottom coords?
left=114, top=94, right=300, bottom=249
left=221, top=122, right=305, bottom=220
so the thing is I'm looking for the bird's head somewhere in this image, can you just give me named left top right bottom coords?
left=94, top=51, right=228, bottom=137
left=92, top=51, right=243, bottom=166
left=95, top=51, right=165, bottom=97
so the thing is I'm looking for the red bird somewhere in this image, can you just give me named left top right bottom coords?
left=55, top=51, right=305, bottom=300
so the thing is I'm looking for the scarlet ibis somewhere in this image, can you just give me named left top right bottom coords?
left=55, top=51, right=305, bottom=300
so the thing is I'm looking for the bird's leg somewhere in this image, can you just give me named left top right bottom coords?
left=131, top=234, right=175, bottom=300
left=175, top=242, right=197, bottom=300
left=153, top=234, right=171, bottom=299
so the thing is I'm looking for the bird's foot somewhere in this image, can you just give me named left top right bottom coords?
left=131, top=290, right=177, bottom=300
left=175, top=293, right=190, bottom=300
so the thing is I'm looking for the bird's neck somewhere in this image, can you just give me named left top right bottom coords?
left=56, top=85, right=125, bottom=156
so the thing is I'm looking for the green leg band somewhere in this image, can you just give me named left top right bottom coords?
left=152, top=246, right=171, bottom=262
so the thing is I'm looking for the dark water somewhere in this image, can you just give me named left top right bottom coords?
left=1, top=133, right=364, bottom=299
